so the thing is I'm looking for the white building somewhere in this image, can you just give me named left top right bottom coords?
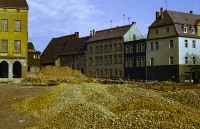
left=147, top=8, right=200, bottom=83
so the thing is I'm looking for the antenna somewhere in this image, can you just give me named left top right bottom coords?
left=164, top=0, right=168, bottom=9
left=128, top=17, right=131, bottom=25
left=110, top=20, right=113, bottom=28
left=123, top=14, right=126, bottom=25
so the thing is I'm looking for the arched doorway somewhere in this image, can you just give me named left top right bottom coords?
left=0, top=61, right=8, bottom=78
left=13, top=61, right=22, bottom=78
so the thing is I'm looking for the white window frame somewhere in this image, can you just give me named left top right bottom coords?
left=150, top=42, right=154, bottom=51
left=169, top=56, right=173, bottom=65
left=169, top=40, right=173, bottom=48
left=184, top=27, right=187, bottom=33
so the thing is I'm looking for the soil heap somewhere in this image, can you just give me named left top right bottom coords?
left=24, top=66, right=88, bottom=85
left=13, top=83, right=200, bottom=128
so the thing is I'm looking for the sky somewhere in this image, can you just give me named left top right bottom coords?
left=26, top=0, right=200, bottom=52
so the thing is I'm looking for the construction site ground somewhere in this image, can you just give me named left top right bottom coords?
left=0, top=83, right=50, bottom=129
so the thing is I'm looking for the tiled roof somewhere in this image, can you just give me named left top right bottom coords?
left=150, top=10, right=200, bottom=28
left=0, top=0, right=28, bottom=9
left=41, top=34, right=88, bottom=64
left=87, top=25, right=132, bottom=42
left=41, top=36, right=69, bottom=64
left=61, top=36, right=91, bottom=56
left=167, top=10, right=200, bottom=25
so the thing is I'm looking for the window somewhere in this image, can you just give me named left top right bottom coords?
left=193, top=57, right=196, bottom=65
left=150, top=58, right=154, bottom=66
left=169, top=40, right=173, bottom=48
left=137, top=57, right=141, bottom=67
left=109, top=44, right=112, bottom=52
left=104, top=55, right=108, bottom=65
left=114, top=44, right=117, bottom=52
left=155, top=29, right=158, bottom=34
left=14, top=20, right=21, bottom=32
left=166, top=27, right=169, bottom=33
left=125, top=45, right=130, bottom=53
left=99, top=46, right=103, bottom=53
left=2, top=19, right=8, bottom=31
left=155, top=42, right=159, bottom=50
left=137, top=57, right=145, bottom=67
left=14, top=40, right=21, bottom=53
left=141, top=57, right=145, bottom=67
left=185, top=57, right=188, bottom=64
left=141, top=43, right=145, bottom=52
left=125, top=59, right=130, bottom=67
left=115, top=69, right=117, bottom=76
left=192, top=40, right=196, bottom=48
left=191, top=27, right=195, bottom=34
left=119, top=71, right=122, bottom=77
left=89, top=47, right=93, bottom=54
left=105, top=69, right=108, bottom=76
left=95, top=46, right=99, bottom=54
left=99, top=56, right=103, bottom=65
left=95, top=56, right=99, bottom=65
left=118, top=43, right=122, bottom=51
left=184, top=27, right=187, bottom=33
left=130, top=58, right=134, bottom=67
left=114, top=55, right=118, bottom=64
left=136, top=44, right=141, bottom=53
left=118, top=54, right=122, bottom=64
left=150, top=42, right=154, bottom=51
left=1, top=40, right=8, bottom=53
left=185, top=40, right=188, bottom=48
left=89, top=57, right=93, bottom=66
left=130, top=44, right=134, bottom=53
left=169, top=56, right=173, bottom=65
left=104, top=45, right=108, bottom=53
left=108, top=55, right=112, bottom=64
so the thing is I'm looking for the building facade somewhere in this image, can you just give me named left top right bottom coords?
left=60, top=36, right=91, bottom=75
left=41, top=32, right=79, bottom=67
left=28, top=42, right=41, bottom=72
left=0, top=0, right=28, bottom=78
left=87, top=22, right=144, bottom=78
left=147, top=8, right=200, bottom=83
left=124, top=39, right=146, bottom=81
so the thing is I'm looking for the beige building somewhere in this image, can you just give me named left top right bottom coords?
left=87, top=22, right=143, bottom=78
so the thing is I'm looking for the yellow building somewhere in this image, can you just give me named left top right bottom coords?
left=0, top=0, right=28, bottom=79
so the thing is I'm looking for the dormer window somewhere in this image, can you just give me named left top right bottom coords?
left=191, top=27, right=195, bottom=34
left=184, top=26, right=187, bottom=33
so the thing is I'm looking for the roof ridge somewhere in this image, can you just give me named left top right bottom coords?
left=96, top=24, right=132, bottom=32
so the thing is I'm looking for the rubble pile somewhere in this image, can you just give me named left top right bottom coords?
left=24, top=66, right=88, bottom=85
left=13, top=83, right=200, bottom=128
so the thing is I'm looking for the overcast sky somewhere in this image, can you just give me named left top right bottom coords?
left=26, top=0, right=200, bottom=52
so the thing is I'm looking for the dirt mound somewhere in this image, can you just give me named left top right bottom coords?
left=23, top=66, right=88, bottom=86
left=13, top=83, right=200, bottom=128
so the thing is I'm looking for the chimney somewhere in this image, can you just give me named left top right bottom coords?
left=90, top=31, right=92, bottom=36
left=132, top=22, right=136, bottom=25
left=190, top=11, right=193, bottom=14
left=156, top=12, right=159, bottom=20
left=92, top=29, right=96, bottom=35
left=160, top=7, right=163, bottom=20
left=75, top=32, right=79, bottom=39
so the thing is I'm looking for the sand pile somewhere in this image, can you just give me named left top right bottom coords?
left=24, top=66, right=88, bottom=85
left=13, top=83, right=200, bottom=128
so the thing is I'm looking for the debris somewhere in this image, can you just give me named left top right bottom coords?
left=23, top=66, right=88, bottom=86
left=13, top=83, right=200, bottom=128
